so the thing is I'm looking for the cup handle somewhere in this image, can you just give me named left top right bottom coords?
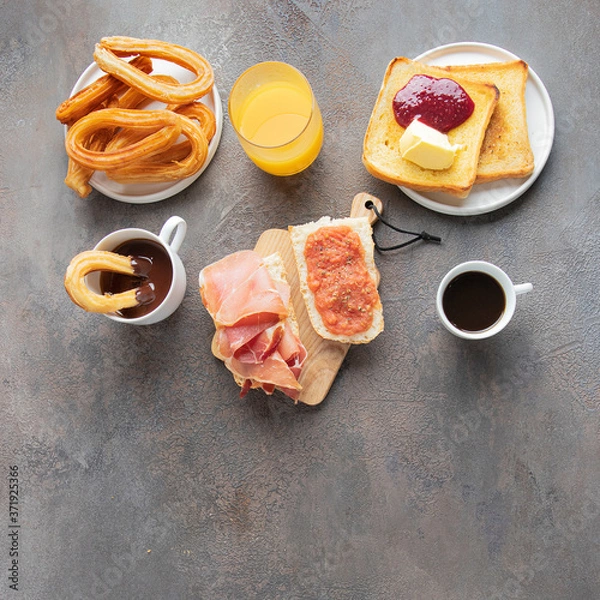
left=159, top=216, right=187, bottom=252
left=514, top=282, right=533, bottom=295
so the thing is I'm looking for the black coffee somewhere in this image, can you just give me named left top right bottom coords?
left=442, top=271, right=506, bottom=332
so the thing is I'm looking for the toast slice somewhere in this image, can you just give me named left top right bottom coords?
left=440, top=60, right=534, bottom=183
left=362, top=57, right=499, bottom=198
left=289, top=216, right=383, bottom=344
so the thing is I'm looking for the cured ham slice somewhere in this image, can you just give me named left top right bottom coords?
left=200, top=250, right=307, bottom=402
left=234, top=323, right=285, bottom=364
left=226, top=352, right=302, bottom=394
left=277, top=321, right=307, bottom=380
left=223, top=314, right=281, bottom=356
left=200, top=250, right=288, bottom=327
left=200, top=250, right=262, bottom=314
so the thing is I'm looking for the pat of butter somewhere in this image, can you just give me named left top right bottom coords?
left=399, top=119, right=462, bottom=170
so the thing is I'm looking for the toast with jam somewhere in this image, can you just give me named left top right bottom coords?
left=440, top=60, right=534, bottom=183
left=362, top=57, right=499, bottom=198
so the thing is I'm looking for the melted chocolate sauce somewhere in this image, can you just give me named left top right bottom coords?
left=393, top=74, right=475, bottom=133
left=99, top=239, right=172, bottom=319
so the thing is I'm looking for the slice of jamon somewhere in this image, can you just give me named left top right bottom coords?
left=223, top=314, right=282, bottom=356
left=200, top=250, right=288, bottom=327
left=200, top=250, right=307, bottom=402
left=213, top=323, right=284, bottom=364
left=231, top=352, right=302, bottom=395
left=213, top=323, right=306, bottom=400
left=277, top=321, right=307, bottom=380
left=234, top=323, right=285, bottom=364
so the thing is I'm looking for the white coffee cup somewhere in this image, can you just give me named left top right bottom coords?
left=436, top=260, right=532, bottom=340
left=87, top=216, right=187, bottom=325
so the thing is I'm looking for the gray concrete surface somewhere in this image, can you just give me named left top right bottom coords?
left=1, top=1, right=599, bottom=598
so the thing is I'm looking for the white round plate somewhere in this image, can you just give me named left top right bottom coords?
left=68, top=59, right=223, bottom=203
left=398, top=42, right=554, bottom=216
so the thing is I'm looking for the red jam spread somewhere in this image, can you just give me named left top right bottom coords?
left=392, top=74, right=474, bottom=133
left=304, top=225, right=378, bottom=336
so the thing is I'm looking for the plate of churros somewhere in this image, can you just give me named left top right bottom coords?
left=57, top=37, right=223, bottom=203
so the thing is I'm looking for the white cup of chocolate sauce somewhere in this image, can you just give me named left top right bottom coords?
left=87, top=216, right=187, bottom=325
left=436, top=261, right=532, bottom=340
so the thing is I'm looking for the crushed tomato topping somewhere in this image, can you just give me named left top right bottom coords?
left=304, top=225, right=378, bottom=336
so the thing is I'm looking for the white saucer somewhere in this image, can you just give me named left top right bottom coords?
left=398, top=42, right=554, bottom=216
left=68, top=58, right=223, bottom=203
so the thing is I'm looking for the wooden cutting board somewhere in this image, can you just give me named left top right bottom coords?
left=253, top=192, right=383, bottom=405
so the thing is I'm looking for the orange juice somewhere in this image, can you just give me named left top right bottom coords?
left=229, top=62, right=323, bottom=176
left=239, top=81, right=311, bottom=146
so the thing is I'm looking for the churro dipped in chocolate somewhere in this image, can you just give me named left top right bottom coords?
left=64, top=250, right=155, bottom=314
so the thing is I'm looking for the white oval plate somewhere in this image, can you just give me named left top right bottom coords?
left=398, top=42, right=554, bottom=216
left=67, top=58, right=223, bottom=203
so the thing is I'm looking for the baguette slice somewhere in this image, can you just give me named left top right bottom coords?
left=362, top=57, right=499, bottom=198
left=289, top=216, right=383, bottom=344
left=262, top=252, right=301, bottom=339
left=440, top=60, right=534, bottom=183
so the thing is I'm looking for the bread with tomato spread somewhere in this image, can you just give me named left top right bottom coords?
left=362, top=57, right=499, bottom=198
left=289, top=216, right=383, bottom=344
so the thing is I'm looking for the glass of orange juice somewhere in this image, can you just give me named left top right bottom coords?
left=228, top=62, right=324, bottom=176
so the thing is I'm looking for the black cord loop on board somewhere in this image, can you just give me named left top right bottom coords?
left=365, top=200, right=442, bottom=252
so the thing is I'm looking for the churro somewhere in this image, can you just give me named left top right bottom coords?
left=94, top=36, right=213, bottom=104
left=56, top=55, right=153, bottom=126
left=64, top=250, right=154, bottom=314
left=65, top=108, right=181, bottom=171
left=106, top=113, right=208, bottom=183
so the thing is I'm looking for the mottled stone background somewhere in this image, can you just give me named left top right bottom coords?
left=1, top=1, right=599, bottom=598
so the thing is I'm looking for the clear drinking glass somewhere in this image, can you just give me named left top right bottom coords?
left=229, top=61, right=324, bottom=176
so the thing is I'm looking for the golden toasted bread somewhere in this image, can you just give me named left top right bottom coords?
left=440, top=60, right=534, bottom=183
left=362, top=57, right=499, bottom=198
